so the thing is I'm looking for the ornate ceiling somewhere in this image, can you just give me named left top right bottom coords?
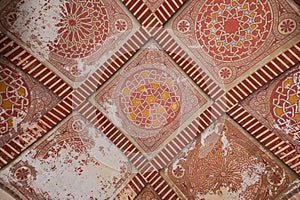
left=0, top=0, right=299, bottom=199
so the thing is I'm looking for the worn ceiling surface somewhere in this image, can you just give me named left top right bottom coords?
left=0, top=0, right=300, bottom=199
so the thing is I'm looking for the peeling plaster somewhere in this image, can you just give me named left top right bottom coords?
left=103, top=102, right=123, bottom=128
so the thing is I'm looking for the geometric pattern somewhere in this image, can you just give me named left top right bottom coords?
left=0, top=65, right=31, bottom=136
left=271, top=69, right=300, bottom=139
left=0, top=59, right=60, bottom=148
left=241, top=65, right=300, bottom=163
left=0, top=0, right=299, bottom=199
left=196, top=0, right=272, bottom=62
left=0, top=113, right=134, bottom=199
left=168, top=0, right=300, bottom=88
left=165, top=117, right=298, bottom=199
left=94, top=41, right=210, bottom=154
left=0, top=0, right=137, bottom=83
left=120, top=68, right=181, bottom=130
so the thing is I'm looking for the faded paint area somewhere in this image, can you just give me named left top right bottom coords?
left=0, top=114, right=134, bottom=199
left=166, top=117, right=298, bottom=199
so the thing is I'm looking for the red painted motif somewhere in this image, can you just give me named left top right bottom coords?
left=120, top=68, right=181, bottom=130
left=271, top=69, right=300, bottom=139
left=196, top=0, right=272, bottom=61
left=170, top=0, right=300, bottom=86
left=0, top=0, right=135, bottom=82
left=0, top=65, right=30, bottom=135
left=95, top=41, right=209, bottom=153
left=167, top=118, right=297, bottom=199
left=242, top=66, right=300, bottom=154
left=48, top=0, right=109, bottom=59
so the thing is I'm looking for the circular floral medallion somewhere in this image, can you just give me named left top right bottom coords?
left=172, top=164, right=185, bottom=178
left=119, top=68, right=181, bottom=130
left=195, top=0, right=272, bottom=61
left=278, top=19, right=296, bottom=35
left=177, top=20, right=191, bottom=33
left=267, top=171, right=284, bottom=186
left=71, top=119, right=85, bottom=132
left=218, top=67, right=232, bottom=80
left=115, top=19, right=128, bottom=32
left=14, top=166, right=31, bottom=181
left=0, top=65, right=30, bottom=135
left=49, top=0, right=109, bottom=59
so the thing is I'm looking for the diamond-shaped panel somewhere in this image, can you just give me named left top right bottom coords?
left=167, top=0, right=300, bottom=89
left=93, top=40, right=211, bottom=154
left=164, top=116, right=299, bottom=199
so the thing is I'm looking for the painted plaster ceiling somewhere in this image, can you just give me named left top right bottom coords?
left=0, top=0, right=300, bottom=199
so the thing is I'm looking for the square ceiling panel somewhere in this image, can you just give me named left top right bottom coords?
left=166, top=0, right=300, bottom=90
left=0, top=112, right=135, bottom=199
left=0, top=0, right=139, bottom=86
left=164, top=116, right=299, bottom=199
left=92, top=40, right=211, bottom=155
left=0, top=0, right=299, bottom=199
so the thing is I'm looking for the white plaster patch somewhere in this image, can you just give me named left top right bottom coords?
left=240, top=162, right=265, bottom=191
left=0, top=118, right=133, bottom=199
left=200, top=125, right=215, bottom=146
left=221, top=133, right=231, bottom=156
left=103, top=102, right=123, bottom=128
left=8, top=0, right=61, bottom=60
left=20, top=122, right=30, bottom=130
left=12, top=117, right=23, bottom=132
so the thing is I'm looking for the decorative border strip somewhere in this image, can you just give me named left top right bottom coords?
left=150, top=27, right=225, bottom=100
left=0, top=95, right=73, bottom=168
left=228, top=104, right=300, bottom=175
left=121, top=0, right=186, bottom=27
left=288, top=192, right=300, bottom=200
left=0, top=31, right=73, bottom=99
left=72, top=27, right=151, bottom=107
left=151, top=102, right=225, bottom=169
left=142, top=171, right=179, bottom=200
left=154, top=0, right=186, bottom=24
left=121, top=0, right=162, bottom=27
left=115, top=173, right=147, bottom=199
left=224, top=42, right=300, bottom=107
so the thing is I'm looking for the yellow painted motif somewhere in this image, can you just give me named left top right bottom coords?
left=143, top=110, right=150, bottom=117
left=172, top=103, right=178, bottom=110
left=151, top=82, right=159, bottom=89
left=132, top=99, right=140, bottom=106
left=283, top=78, right=294, bottom=87
left=0, top=82, right=7, bottom=91
left=275, top=107, right=283, bottom=116
left=137, top=85, right=144, bottom=92
left=147, top=96, right=155, bottom=103
left=128, top=113, right=135, bottom=120
left=18, top=88, right=26, bottom=97
left=2, top=100, right=13, bottom=109
left=141, top=71, right=148, bottom=78
left=162, top=92, right=169, bottom=99
left=123, top=88, right=129, bottom=96
left=157, top=106, right=165, bottom=114
left=288, top=95, right=298, bottom=105
left=166, top=79, right=172, bottom=85
left=152, top=121, right=160, bottom=127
